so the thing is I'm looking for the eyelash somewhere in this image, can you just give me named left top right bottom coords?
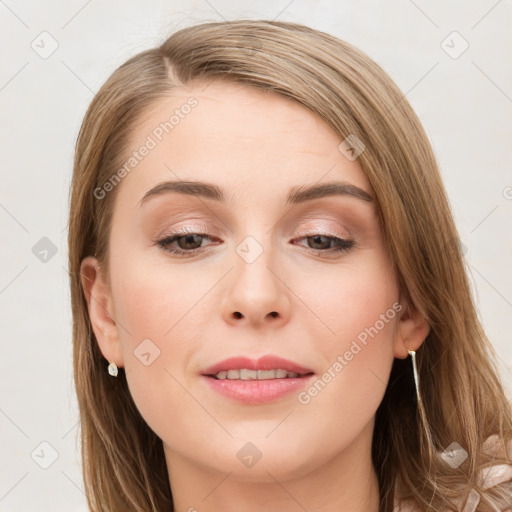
left=155, top=228, right=355, bottom=258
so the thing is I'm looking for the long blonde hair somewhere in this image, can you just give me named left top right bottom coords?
left=68, top=19, right=512, bottom=511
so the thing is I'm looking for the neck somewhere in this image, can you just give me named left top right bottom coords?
left=164, top=419, right=380, bottom=512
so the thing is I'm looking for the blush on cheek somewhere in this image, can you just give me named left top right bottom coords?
left=111, top=263, right=213, bottom=377
left=323, top=283, right=398, bottom=352
left=320, top=281, right=399, bottom=395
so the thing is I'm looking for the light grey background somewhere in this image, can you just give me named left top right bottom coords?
left=1, top=1, right=511, bottom=510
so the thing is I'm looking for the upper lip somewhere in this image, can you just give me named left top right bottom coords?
left=201, top=355, right=314, bottom=376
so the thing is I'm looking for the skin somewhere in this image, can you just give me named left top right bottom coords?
left=81, top=80, right=430, bottom=512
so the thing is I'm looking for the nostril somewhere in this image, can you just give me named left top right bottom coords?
left=233, top=311, right=243, bottom=319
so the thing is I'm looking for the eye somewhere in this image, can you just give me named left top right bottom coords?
left=155, top=229, right=220, bottom=257
left=293, top=234, right=354, bottom=255
left=154, top=230, right=355, bottom=258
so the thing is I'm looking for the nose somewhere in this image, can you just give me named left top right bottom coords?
left=221, top=237, right=292, bottom=329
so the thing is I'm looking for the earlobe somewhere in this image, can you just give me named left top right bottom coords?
left=393, top=299, right=430, bottom=360
left=80, top=256, right=124, bottom=368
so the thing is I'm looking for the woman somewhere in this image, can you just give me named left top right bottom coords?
left=68, top=19, right=512, bottom=511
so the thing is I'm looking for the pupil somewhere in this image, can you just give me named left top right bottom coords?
left=310, top=235, right=330, bottom=249
left=179, top=234, right=201, bottom=249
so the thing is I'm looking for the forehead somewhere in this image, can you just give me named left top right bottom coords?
left=114, top=80, right=372, bottom=207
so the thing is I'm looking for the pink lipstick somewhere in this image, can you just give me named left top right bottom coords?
left=201, top=355, right=315, bottom=404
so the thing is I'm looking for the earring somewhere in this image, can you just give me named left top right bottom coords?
left=107, top=362, right=118, bottom=377
left=407, top=349, right=421, bottom=403
left=407, top=347, right=438, bottom=461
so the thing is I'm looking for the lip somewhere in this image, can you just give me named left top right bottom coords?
left=201, top=374, right=315, bottom=404
left=201, top=355, right=314, bottom=376
left=200, top=355, right=315, bottom=404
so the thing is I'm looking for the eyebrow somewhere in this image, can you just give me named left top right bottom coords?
left=138, top=179, right=374, bottom=207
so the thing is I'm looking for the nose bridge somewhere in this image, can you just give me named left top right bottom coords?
left=235, top=234, right=267, bottom=266
left=222, top=230, right=291, bottom=326
left=231, top=206, right=276, bottom=268
left=234, top=232, right=280, bottom=298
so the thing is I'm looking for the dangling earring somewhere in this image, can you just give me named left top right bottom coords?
left=108, top=362, right=118, bottom=377
left=407, top=347, right=438, bottom=461
left=407, top=347, right=429, bottom=426
left=407, top=349, right=421, bottom=403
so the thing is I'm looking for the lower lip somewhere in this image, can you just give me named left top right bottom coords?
left=201, top=374, right=315, bottom=404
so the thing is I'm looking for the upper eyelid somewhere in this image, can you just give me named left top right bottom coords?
left=293, top=224, right=352, bottom=238
left=159, top=227, right=352, bottom=240
left=157, top=216, right=353, bottom=236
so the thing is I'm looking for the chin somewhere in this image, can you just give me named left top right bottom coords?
left=196, top=436, right=318, bottom=483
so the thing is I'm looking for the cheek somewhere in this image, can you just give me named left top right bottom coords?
left=110, top=248, right=207, bottom=344
left=109, top=261, right=206, bottom=442
left=107, top=250, right=224, bottom=435
left=294, top=251, right=398, bottom=419
left=300, top=248, right=399, bottom=353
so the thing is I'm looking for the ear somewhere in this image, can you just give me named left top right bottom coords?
left=80, top=256, right=124, bottom=368
left=393, top=297, right=430, bottom=360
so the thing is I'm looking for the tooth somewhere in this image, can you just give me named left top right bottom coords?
left=216, top=368, right=303, bottom=380
left=257, top=370, right=277, bottom=379
left=240, top=369, right=258, bottom=380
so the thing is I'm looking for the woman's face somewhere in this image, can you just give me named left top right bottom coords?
left=82, top=80, right=426, bottom=487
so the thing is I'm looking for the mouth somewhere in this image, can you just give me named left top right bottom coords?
left=200, top=355, right=315, bottom=404
left=206, top=369, right=314, bottom=380
left=201, top=354, right=315, bottom=379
